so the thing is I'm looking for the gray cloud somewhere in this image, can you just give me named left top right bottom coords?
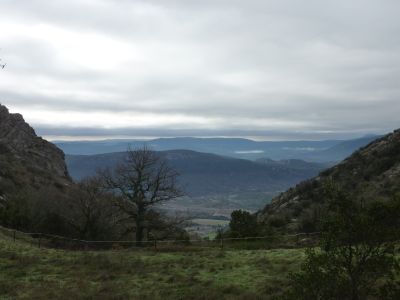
left=0, top=0, right=399, bottom=140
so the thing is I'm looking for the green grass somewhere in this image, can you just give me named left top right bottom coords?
left=0, top=232, right=305, bottom=300
left=191, top=218, right=230, bottom=226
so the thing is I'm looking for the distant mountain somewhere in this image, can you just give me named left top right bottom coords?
left=255, top=158, right=332, bottom=171
left=66, top=150, right=328, bottom=198
left=300, top=135, right=381, bottom=162
left=258, top=130, right=400, bottom=232
left=56, top=136, right=379, bottom=162
left=0, top=104, right=72, bottom=198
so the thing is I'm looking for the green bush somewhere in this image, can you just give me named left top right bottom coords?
left=282, top=188, right=400, bottom=300
left=228, top=210, right=260, bottom=237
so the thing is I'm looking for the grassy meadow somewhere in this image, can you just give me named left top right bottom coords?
left=0, top=232, right=305, bottom=300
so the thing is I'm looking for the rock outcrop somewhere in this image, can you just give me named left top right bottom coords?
left=0, top=104, right=71, bottom=195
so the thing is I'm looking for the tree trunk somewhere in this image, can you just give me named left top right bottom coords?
left=135, top=205, right=145, bottom=247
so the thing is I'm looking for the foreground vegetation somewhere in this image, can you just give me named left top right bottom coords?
left=0, top=232, right=304, bottom=300
left=2, top=185, right=398, bottom=299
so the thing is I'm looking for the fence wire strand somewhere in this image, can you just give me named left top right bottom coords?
left=0, top=224, right=320, bottom=251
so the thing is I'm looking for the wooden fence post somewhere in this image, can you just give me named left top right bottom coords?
left=220, top=237, right=224, bottom=250
left=154, top=239, right=157, bottom=251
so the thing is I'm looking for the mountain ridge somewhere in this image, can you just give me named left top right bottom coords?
left=65, top=149, right=328, bottom=198
left=55, top=135, right=380, bottom=162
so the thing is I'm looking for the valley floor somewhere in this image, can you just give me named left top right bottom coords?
left=0, top=233, right=304, bottom=300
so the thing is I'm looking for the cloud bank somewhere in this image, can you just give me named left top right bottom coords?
left=0, top=0, right=399, bottom=140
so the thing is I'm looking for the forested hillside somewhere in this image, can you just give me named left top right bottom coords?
left=66, top=150, right=328, bottom=197
left=259, top=129, right=400, bottom=232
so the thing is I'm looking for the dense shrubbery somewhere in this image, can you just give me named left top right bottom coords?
left=0, top=177, right=188, bottom=242
left=228, top=210, right=259, bottom=238
left=282, top=187, right=400, bottom=300
left=224, top=209, right=278, bottom=241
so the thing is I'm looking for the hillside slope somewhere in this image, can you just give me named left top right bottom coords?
left=0, top=104, right=71, bottom=197
left=258, top=129, right=400, bottom=231
left=66, top=150, right=327, bottom=197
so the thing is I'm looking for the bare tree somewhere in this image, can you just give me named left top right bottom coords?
left=100, top=146, right=183, bottom=245
left=65, top=176, right=117, bottom=240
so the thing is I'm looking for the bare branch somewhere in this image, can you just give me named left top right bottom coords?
left=98, top=146, right=184, bottom=245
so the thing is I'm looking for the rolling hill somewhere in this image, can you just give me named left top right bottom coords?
left=66, top=150, right=328, bottom=198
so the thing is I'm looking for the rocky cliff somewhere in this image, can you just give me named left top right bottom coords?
left=258, top=129, right=400, bottom=231
left=0, top=104, right=71, bottom=196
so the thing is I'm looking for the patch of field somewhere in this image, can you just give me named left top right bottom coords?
left=191, top=218, right=230, bottom=226
left=0, top=232, right=305, bottom=300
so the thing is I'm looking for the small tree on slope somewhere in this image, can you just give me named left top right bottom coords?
left=283, top=186, right=400, bottom=300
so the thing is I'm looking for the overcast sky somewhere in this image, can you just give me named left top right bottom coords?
left=1, top=0, right=400, bottom=140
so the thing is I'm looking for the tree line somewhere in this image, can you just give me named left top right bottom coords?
left=0, top=147, right=188, bottom=244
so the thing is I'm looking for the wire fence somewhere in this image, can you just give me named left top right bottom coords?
left=0, top=225, right=320, bottom=252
